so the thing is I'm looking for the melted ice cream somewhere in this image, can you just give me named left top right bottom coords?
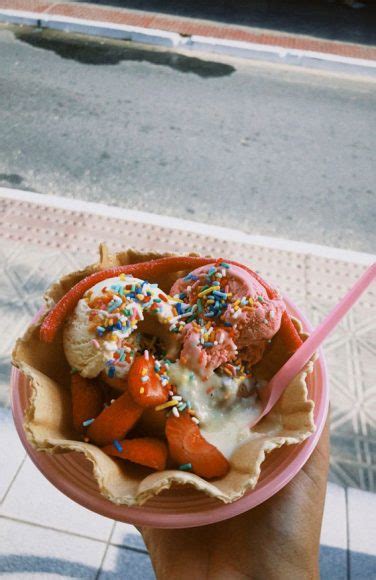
left=168, top=362, right=261, bottom=458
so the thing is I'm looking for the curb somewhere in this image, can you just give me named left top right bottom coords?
left=187, top=35, right=376, bottom=77
left=0, top=4, right=376, bottom=77
left=0, top=10, right=181, bottom=47
left=1, top=187, right=374, bottom=266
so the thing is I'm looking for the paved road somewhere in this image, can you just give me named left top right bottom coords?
left=1, top=25, right=375, bottom=252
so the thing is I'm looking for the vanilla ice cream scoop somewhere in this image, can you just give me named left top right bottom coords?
left=63, top=276, right=177, bottom=380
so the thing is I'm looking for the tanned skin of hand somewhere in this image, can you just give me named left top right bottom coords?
left=140, top=416, right=330, bottom=580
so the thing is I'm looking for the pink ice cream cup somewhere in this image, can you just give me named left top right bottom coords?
left=11, top=297, right=329, bottom=529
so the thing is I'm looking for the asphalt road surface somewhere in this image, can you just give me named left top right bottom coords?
left=1, top=25, right=375, bottom=252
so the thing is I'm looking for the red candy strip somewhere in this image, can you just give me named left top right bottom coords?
left=40, top=256, right=214, bottom=343
left=40, top=255, right=302, bottom=356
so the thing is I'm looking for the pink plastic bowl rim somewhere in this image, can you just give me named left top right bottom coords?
left=11, top=298, right=329, bottom=528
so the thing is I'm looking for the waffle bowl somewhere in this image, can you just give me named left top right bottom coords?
left=11, top=249, right=329, bottom=528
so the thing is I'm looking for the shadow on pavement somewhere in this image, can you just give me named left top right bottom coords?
left=75, top=0, right=376, bottom=46
left=1, top=546, right=376, bottom=577
left=320, top=546, right=376, bottom=578
left=14, top=27, right=236, bottom=77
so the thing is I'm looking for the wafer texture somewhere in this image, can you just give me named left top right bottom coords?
left=12, top=245, right=315, bottom=505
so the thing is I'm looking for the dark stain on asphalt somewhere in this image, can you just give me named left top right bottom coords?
left=14, top=29, right=235, bottom=78
left=0, top=173, right=24, bottom=185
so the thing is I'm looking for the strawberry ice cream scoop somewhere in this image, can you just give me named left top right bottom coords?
left=170, top=263, right=285, bottom=379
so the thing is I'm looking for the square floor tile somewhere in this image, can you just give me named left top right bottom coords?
left=0, top=407, right=26, bottom=502
left=111, top=522, right=146, bottom=551
left=321, top=483, right=347, bottom=550
left=0, top=458, right=113, bottom=541
left=319, top=483, right=348, bottom=579
left=348, top=487, right=376, bottom=556
left=320, top=546, right=347, bottom=580
left=349, top=551, right=376, bottom=580
left=0, top=516, right=105, bottom=578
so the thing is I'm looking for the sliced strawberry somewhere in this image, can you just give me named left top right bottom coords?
left=70, top=374, right=104, bottom=432
left=279, top=310, right=304, bottom=350
left=128, top=354, right=168, bottom=408
left=138, top=407, right=167, bottom=438
left=100, top=372, right=128, bottom=392
left=87, top=390, right=143, bottom=446
left=165, top=414, right=230, bottom=479
left=102, top=437, right=168, bottom=471
left=253, top=315, right=304, bottom=381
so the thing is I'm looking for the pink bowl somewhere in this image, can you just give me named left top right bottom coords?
left=11, top=298, right=329, bottom=529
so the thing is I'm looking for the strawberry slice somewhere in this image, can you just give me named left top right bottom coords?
left=102, top=437, right=168, bottom=471
left=165, top=414, right=230, bottom=479
left=128, top=354, right=168, bottom=408
left=87, top=390, right=143, bottom=446
left=253, top=316, right=304, bottom=381
left=279, top=310, right=303, bottom=351
left=40, top=256, right=215, bottom=343
left=70, top=374, right=104, bottom=432
left=138, top=407, right=167, bottom=438
left=100, top=373, right=128, bottom=392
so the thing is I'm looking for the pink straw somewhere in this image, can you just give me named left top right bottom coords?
left=252, top=262, right=376, bottom=427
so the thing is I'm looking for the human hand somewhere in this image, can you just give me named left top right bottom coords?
left=140, top=416, right=330, bottom=580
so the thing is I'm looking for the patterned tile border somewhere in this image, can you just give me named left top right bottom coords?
left=0, top=0, right=375, bottom=63
left=1, top=188, right=374, bottom=266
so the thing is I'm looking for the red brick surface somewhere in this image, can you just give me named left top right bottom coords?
left=47, top=3, right=155, bottom=27
left=1, top=0, right=375, bottom=61
left=0, top=0, right=51, bottom=12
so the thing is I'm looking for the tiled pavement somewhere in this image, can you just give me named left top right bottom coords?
left=0, top=190, right=375, bottom=577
